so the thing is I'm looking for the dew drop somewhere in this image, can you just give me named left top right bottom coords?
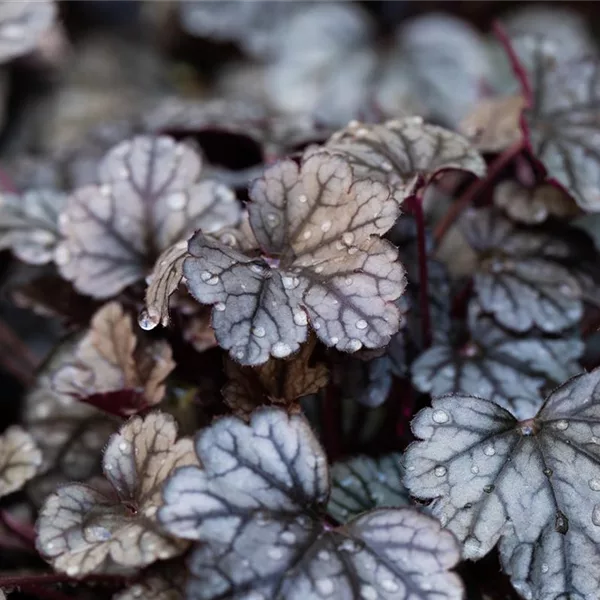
left=483, top=444, right=496, bottom=457
left=138, top=309, right=159, bottom=331
left=345, top=277, right=353, bottom=286
left=348, top=339, right=362, bottom=352
left=54, top=245, right=71, bottom=266
left=342, top=232, right=355, bottom=245
left=267, top=213, right=280, bottom=226
left=554, top=420, right=569, bottom=431
left=331, top=336, right=339, bottom=344
left=316, top=578, right=334, bottom=596
left=214, top=302, right=226, bottom=312
left=251, top=263, right=266, bottom=275
left=338, top=538, right=358, bottom=553
left=321, top=220, right=332, bottom=233
left=66, top=565, right=80, bottom=577
left=119, top=442, right=128, bottom=452
left=483, top=484, right=495, bottom=493
left=253, top=326, right=266, bottom=338
left=380, top=579, right=399, bottom=592
left=471, top=465, right=480, bottom=474
left=303, top=230, right=312, bottom=240
left=282, top=276, right=300, bottom=290
left=272, top=342, right=292, bottom=358
left=555, top=510, right=569, bottom=534
left=355, top=128, right=369, bottom=138
left=360, top=584, right=377, bottom=600
left=235, top=350, right=245, bottom=360
left=293, top=311, right=308, bottom=326
left=200, top=271, right=213, bottom=281
left=206, top=275, right=220, bottom=286
left=541, top=563, right=549, bottom=574
left=298, top=194, right=308, bottom=203
left=434, top=465, right=447, bottom=477
left=347, top=247, right=358, bottom=255
left=590, top=478, right=600, bottom=491
left=268, top=546, right=284, bottom=560
left=315, top=265, right=323, bottom=273
left=543, top=468, right=553, bottom=478
left=167, top=192, right=187, bottom=210
left=463, top=536, right=483, bottom=558
left=318, top=550, right=330, bottom=561
left=356, top=319, right=368, bottom=330
left=280, top=531, right=296, bottom=544
left=593, top=506, right=600, bottom=527
left=592, top=437, right=600, bottom=445
left=432, top=409, right=449, bottom=424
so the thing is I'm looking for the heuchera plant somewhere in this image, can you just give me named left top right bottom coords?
left=4, top=2, right=600, bottom=600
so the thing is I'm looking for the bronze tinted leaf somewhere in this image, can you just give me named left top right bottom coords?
left=223, top=336, right=328, bottom=418
left=0, top=426, right=42, bottom=498
left=53, top=302, right=175, bottom=414
left=184, top=153, right=405, bottom=365
left=56, top=135, right=241, bottom=298
left=0, top=0, right=56, bottom=63
left=321, top=117, right=486, bottom=201
left=36, top=412, right=196, bottom=576
left=160, top=408, right=464, bottom=600
left=0, top=190, right=66, bottom=265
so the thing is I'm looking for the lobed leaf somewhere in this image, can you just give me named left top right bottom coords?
left=320, top=117, right=486, bottom=202
left=405, top=368, right=600, bottom=599
left=0, top=190, right=66, bottom=265
left=36, top=412, right=196, bottom=576
left=328, top=453, right=410, bottom=524
left=0, top=426, right=42, bottom=498
left=184, top=153, right=405, bottom=365
left=56, top=135, right=240, bottom=298
left=0, top=0, right=56, bottom=63
left=160, top=408, right=464, bottom=600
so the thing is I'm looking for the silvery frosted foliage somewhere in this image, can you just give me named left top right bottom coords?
left=184, top=153, right=405, bottom=365
left=178, top=0, right=301, bottom=61
left=462, top=208, right=582, bottom=333
left=378, top=14, right=492, bottom=128
left=160, top=408, right=463, bottom=600
left=52, top=302, right=176, bottom=414
left=404, top=368, right=600, bottom=600
left=0, top=190, right=66, bottom=265
left=114, top=564, right=186, bottom=600
left=36, top=412, right=196, bottom=576
left=513, top=36, right=600, bottom=211
left=0, top=0, right=56, bottom=63
left=56, top=135, right=241, bottom=298
left=265, top=2, right=377, bottom=127
left=328, top=453, right=409, bottom=524
left=24, top=340, right=118, bottom=506
left=321, top=117, right=486, bottom=202
left=412, top=302, right=584, bottom=419
left=0, top=426, right=42, bottom=498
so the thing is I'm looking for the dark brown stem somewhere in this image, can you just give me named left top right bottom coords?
left=0, top=510, right=36, bottom=548
left=0, top=573, right=128, bottom=587
left=433, top=139, right=525, bottom=244
left=14, top=584, right=75, bottom=600
left=404, top=194, right=431, bottom=348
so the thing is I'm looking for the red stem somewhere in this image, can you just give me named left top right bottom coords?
left=433, top=139, right=525, bottom=244
left=404, top=194, right=431, bottom=348
left=492, top=21, right=533, bottom=108
left=14, top=584, right=75, bottom=600
left=0, top=573, right=127, bottom=587
left=0, top=510, right=36, bottom=547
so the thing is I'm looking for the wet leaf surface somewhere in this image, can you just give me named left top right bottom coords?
left=114, top=563, right=186, bottom=600
left=412, top=302, right=584, bottom=419
left=328, top=453, right=410, bottom=524
left=36, top=412, right=196, bottom=576
left=160, top=408, right=464, bottom=600
left=0, top=0, right=56, bottom=63
left=320, top=117, right=486, bottom=202
left=0, top=190, right=66, bottom=265
left=53, top=302, right=175, bottom=416
left=0, top=426, right=42, bottom=498
left=56, top=135, right=241, bottom=298
left=184, top=153, right=405, bottom=365
left=405, top=368, right=600, bottom=600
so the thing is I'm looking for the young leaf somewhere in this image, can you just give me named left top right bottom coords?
left=462, top=209, right=583, bottom=333
left=0, top=190, right=66, bottom=265
left=494, top=180, right=578, bottom=224
left=160, top=408, right=464, bottom=600
left=223, top=336, right=328, bottom=418
left=320, top=117, right=486, bottom=202
left=53, top=302, right=175, bottom=416
left=0, top=426, right=42, bottom=498
left=56, top=135, right=241, bottom=298
left=328, top=453, right=409, bottom=524
left=36, top=412, right=196, bottom=576
left=412, top=302, right=583, bottom=419
left=405, top=368, right=600, bottom=600
left=184, top=153, right=405, bottom=365
left=0, top=0, right=56, bottom=63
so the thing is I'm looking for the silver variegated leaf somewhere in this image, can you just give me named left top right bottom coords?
left=184, top=153, right=405, bottom=365
left=321, top=117, right=486, bottom=201
left=56, top=135, right=240, bottom=298
left=405, top=368, right=600, bottom=600
left=328, top=453, right=410, bottom=524
left=36, top=412, right=196, bottom=576
left=0, top=426, right=42, bottom=498
left=113, top=564, right=186, bottom=600
left=0, top=190, right=65, bottom=265
left=0, top=0, right=56, bottom=63
left=160, top=408, right=463, bottom=600
left=412, top=301, right=584, bottom=419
